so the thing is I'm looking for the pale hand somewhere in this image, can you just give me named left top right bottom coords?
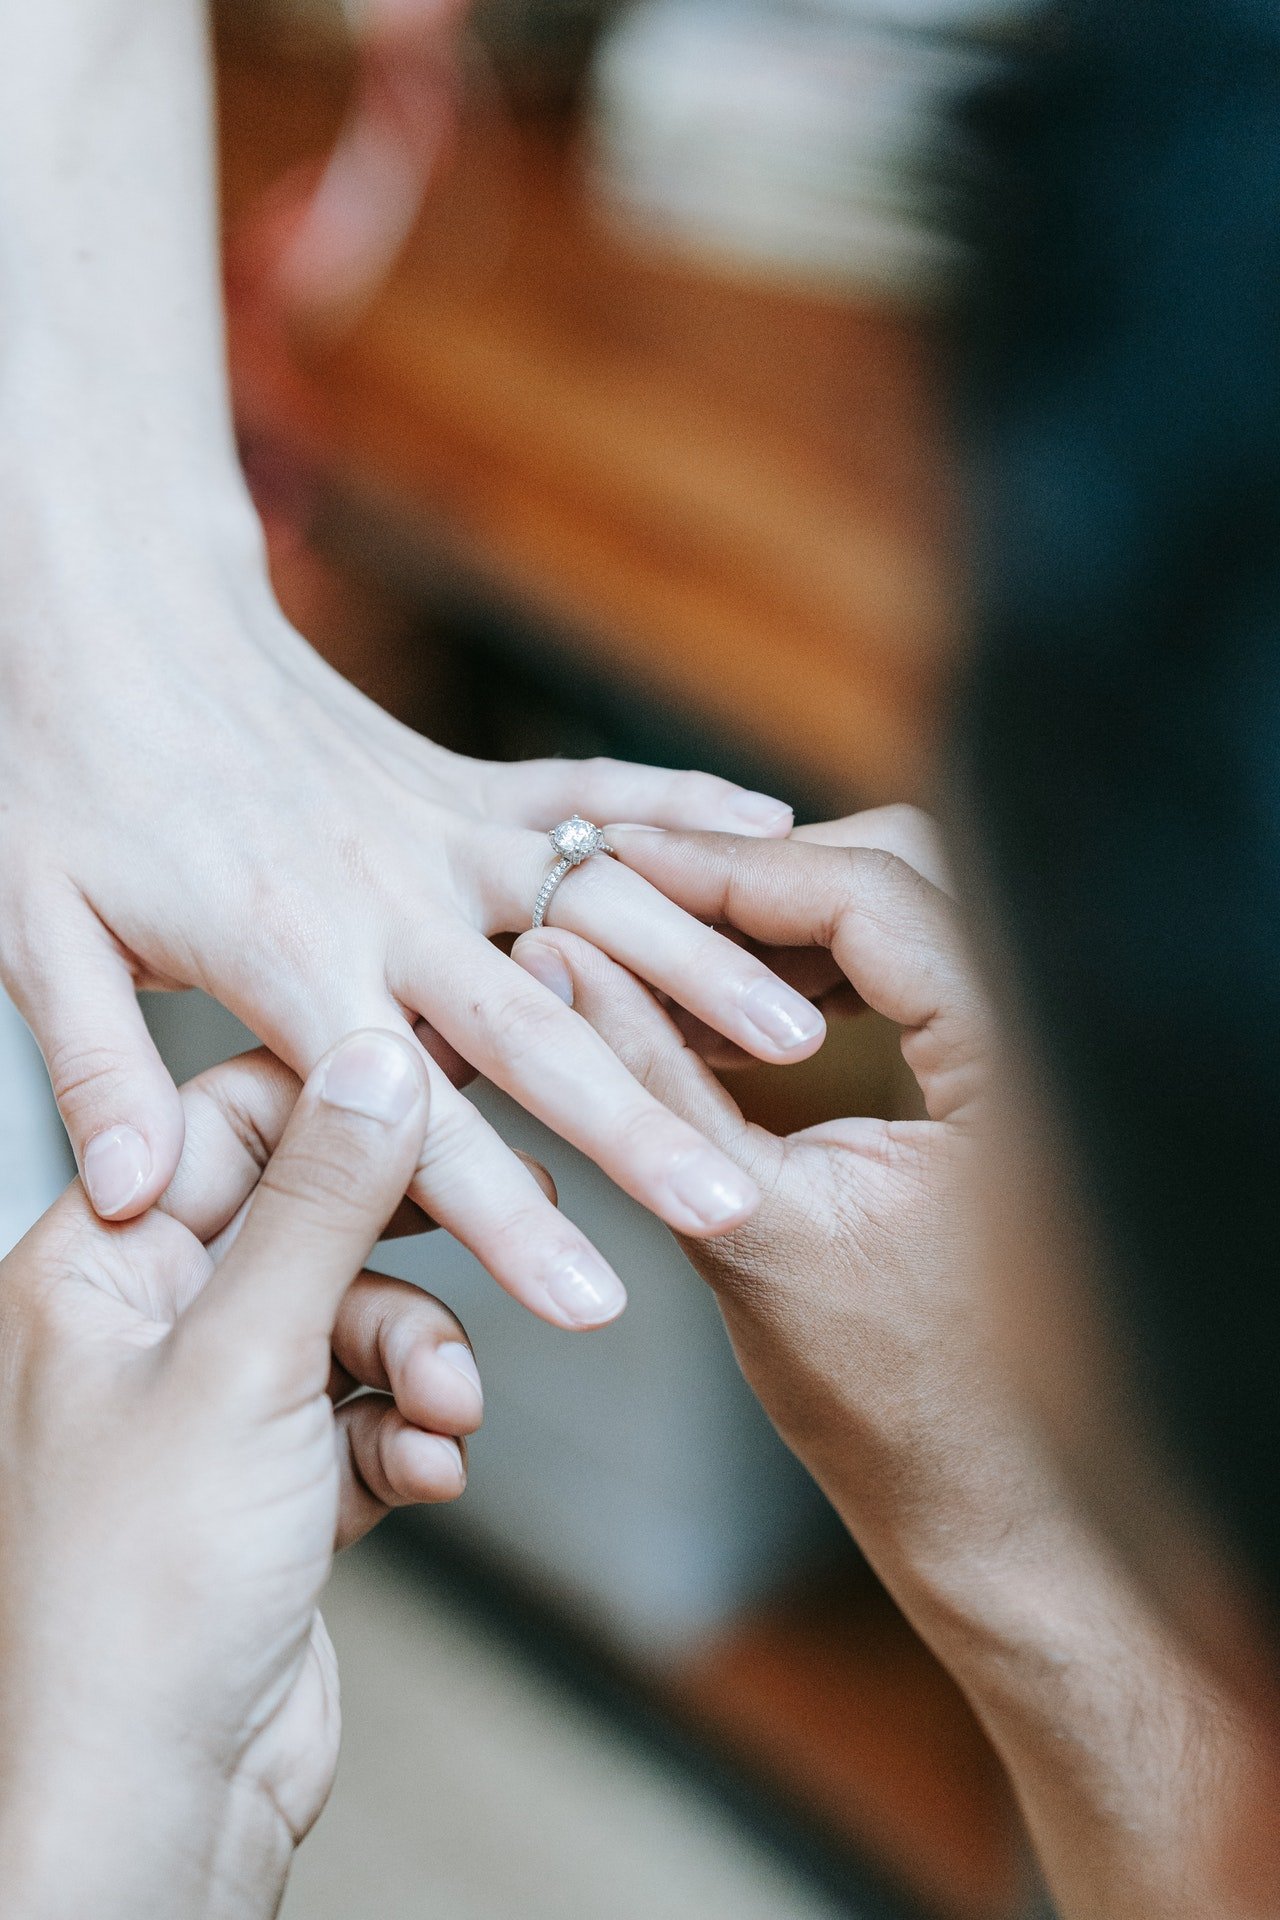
left=0, top=1032, right=478, bottom=1920
left=0, top=499, right=827, bottom=1329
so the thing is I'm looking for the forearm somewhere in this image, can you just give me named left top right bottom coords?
left=833, top=1439, right=1274, bottom=1917
left=0, top=0, right=253, bottom=522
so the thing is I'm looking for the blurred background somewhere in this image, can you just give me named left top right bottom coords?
left=1, top=1, right=1052, bottom=1915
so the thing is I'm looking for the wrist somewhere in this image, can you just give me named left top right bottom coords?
left=0, top=0, right=233, bottom=494
left=876, top=1478, right=1268, bottom=1918
left=0, top=332, right=259, bottom=562
left=0, top=1750, right=292, bottom=1920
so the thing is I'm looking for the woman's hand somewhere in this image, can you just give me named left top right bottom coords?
left=0, top=499, right=827, bottom=1329
left=515, top=812, right=1274, bottom=1920
left=0, top=1032, right=476, bottom=1920
left=0, top=0, right=828, bottom=1323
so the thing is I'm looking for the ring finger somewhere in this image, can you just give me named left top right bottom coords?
left=482, top=828, right=827, bottom=1064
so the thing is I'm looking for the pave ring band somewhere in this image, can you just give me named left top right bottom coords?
left=532, top=815, right=614, bottom=929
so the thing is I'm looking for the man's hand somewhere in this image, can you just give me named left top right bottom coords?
left=515, top=811, right=1275, bottom=1920
left=517, top=807, right=994, bottom=1555
left=0, top=1033, right=480, bottom=1920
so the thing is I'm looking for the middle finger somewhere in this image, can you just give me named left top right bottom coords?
left=396, top=929, right=762, bottom=1238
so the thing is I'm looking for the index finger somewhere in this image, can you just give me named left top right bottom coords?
left=607, top=829, right=976, bottom=1040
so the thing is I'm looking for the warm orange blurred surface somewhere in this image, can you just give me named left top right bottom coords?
left=673, top=1572, right=1029, bottom=1920
left=216, top=16, right=958, bottom=808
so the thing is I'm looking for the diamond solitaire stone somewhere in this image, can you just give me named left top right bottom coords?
left=549, top=815, right=603, bottom=864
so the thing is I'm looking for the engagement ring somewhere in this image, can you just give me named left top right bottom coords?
left=532, top=816, right=613, bottom=929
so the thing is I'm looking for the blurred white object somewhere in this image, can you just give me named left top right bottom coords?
left=0, top=992, right=69, bottom=1254
left=589, top=0, right=1015, bottom=298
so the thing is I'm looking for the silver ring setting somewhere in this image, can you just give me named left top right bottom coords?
left=532, top=815, right=613, bottom=929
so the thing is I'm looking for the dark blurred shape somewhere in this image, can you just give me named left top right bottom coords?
left=471, top=0, right=619, bottom=103
left=957, top=0, right=1280, bottom=1616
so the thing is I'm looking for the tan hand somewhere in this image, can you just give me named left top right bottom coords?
left=513, top=809, right=999, bottom=1561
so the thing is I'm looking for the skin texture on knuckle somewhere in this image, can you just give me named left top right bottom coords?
left=409, top=1095, right=483, bottom=1186
left=471, top=984, right=568, bottom=1073
left=42, top=1035, right=133, bottom=1112
left=256, top=1127, right=394, bottom=1228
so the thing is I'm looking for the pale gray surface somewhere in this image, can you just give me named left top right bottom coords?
left=281, top=1544, right=855, bottom=1920
left=0, top=991, right=71, bottom=1255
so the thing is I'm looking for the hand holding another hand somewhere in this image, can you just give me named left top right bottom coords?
left=515, top=806, right=1003, bottom=1573
left=0, top=524, right=828, bottom=1325
left=520, top=812, right=1273, bottom=1920
left=0, top=1032, right=476, bottom=1920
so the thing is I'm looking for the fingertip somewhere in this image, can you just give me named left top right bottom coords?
left=400, top=1336, right=485, bottom=1434
left=82, top=1123, right=152, bottom=1219
left=724, top=791, right=795, bottom=837
left=510, top=933, right=574, bottom=1007
left=659, top=1148, right=759, bottom=1238
left=737, top=978, right=827, bottom=1060
left=315, top=1029, right=429, bottom=1128
left=394, top=1429, right=467, bottom=1502
left=438, top=1339, right=484, bottom=1411
left=81, top=1095, right=185, bottom=1221
left=540, top=1247, right=628, bottom=1329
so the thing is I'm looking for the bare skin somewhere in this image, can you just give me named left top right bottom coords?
left=0, top=1033, right=481, bottom=1919
left=516, top=810, right=1280, bottom=1920
left=0, top=0, right=827, bottom=1328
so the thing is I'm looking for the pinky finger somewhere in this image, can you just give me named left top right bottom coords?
left=336, top=1394, right=468, bottom=1550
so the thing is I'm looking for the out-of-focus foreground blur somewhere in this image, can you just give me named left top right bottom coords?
left=0, top=3, right=1052, bottom=1917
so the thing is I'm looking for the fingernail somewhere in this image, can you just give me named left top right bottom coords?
left=83, top=1125, right=151, bottom=1218
left=728, top=790, right=793, bottom=832
left=321, top=1032, right=419, bottom=1124
left=415, top=1433, right=466, bottom=1488
left=438, top=1341, right=484, bottom=1411
left=663, top=1149, right=758, bottom=1231
left=542, top=1249, right=628, bottom=1327
left=739, top=978, right=826, bottom=1052
left=517, top=939, right=574, bottom=1007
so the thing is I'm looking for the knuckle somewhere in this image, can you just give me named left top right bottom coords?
left=847, top=843, right=908, bottom=887
left=258, top=1136, right=375, bottom=1219
left=474, top=986, right=567, bottom=1070
left=621, top=1101, right=691, bottom=1171
left=674, top=766, right=718, bottom=800
left=413, top=1096, right=486, bottom=1184
left=44, top=1036, right=131, bottom=1113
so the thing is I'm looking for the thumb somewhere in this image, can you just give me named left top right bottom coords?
left=6, top=900, right=185, bottom=1219
left=184, top=1030, right=429, bottom=1357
